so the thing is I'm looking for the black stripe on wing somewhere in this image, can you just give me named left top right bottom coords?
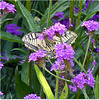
left=24, top=41, right=39, bottom=51
left=62, top=30, right=77, bottom=45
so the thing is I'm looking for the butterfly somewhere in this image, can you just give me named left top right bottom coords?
left=22, top=30, right=77, bottom=57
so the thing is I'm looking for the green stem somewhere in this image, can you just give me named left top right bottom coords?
left=75, top=0, right=83, bottom=34
left=44, top=67, right=71, bottom=83
left=69, top=0, right=74, bottom=31
left=26, top=0, right=31, bottom=12
left=47, top=0, right=52, bottom=28
left=26, top=0, right=32, bottom=87
left=46, top=57, right=57, bottom=72
left=73, top=58, right=87, bottom=74
left=82, top=36, right=91, bottom=69
left=82, top=88, right=89, bottom=99
left=55, top=71, right=59, bottom=99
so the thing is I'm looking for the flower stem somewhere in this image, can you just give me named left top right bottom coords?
left=75, top=0, right=83, bottom=34
left=47, top=0, right=52, bottom=28
left=82, top=88, right=89, bottom=99
left=73, top=58, right=87, bottom=74
left=44, top=67, right=71, bottom=83
left=69, top=0, right=74, bottom=31
left=82, top=36, right=91, bottom=70
left=55, top=71, right=59, bottom=99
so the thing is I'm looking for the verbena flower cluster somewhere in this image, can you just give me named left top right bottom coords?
left=29, top=49, right=47, bottom=62
left=0, top=61, right=4, bottom=70
left=52, top=12, right=64, bottom=19
left=38, top=22, right=67, bottom=40
left=81, top=20, right=99, bottom=32
left=24, top=94, right=41, bottom=99
left=51, top=43, right=75, bottom=71
left=69, top=69, right=95, bottom=92
left=50, top=60, right=65, bottom=71
left=6, top=24, right=22, bottom=36
left=0, top=1, right=16, bottom=14
left=54, top=43, right=75, bottom=66
left=52, top=12, right=73, bottom=29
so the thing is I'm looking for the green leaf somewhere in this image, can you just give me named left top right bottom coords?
left=21, top=57, right=29, bottom=84
left=17, top=1, right=41, bottom=32
left=86, top=1, right=99, bottom=14
left=1, top=18, right=13, bottom=25
left=32, top=67, right=41, bottom=95
left=40, top=1, right=69, bottom=26
left=11, top=48, right=28, bottom=54
left=35, top=65, right=54, bottom=99
left=59, top=82, right=68, bottom=99
left=15, top=67, right=34, bottom=99
left=95, top=75, right=99, bottom=99
left=1, top=31, right=23, bottom=43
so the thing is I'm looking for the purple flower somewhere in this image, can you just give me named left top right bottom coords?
left=52, top=12, right=64, bottom=20
left=69, top=69, right=95, bottom=92
left=74, top=7, right=84, bottom=13
left=81, top=20, right=99, bottom=32
left=61, top=76, right=64, bottom=79
left=0, top=1, right=7, bottom=10
left=92, top=55, right=97, bottom=70
left=91, top=14, right=99, bottom=21
left=1, top=51, right=5, bottom=56
left=19, top=59, right=25, bottom=63
left=92, top=39, right=96, bottom=48
left=74, top=7, right=79, bottom=13
left=60, top=18, right=73, bottom=30
left=38, top=23, right=67, bottom=40
left=50, top=60, right=65, bottom=71
left=54, top=43, right=75, bottom=66
left=29, top=49, right=47, bottom=62
left=53, top=19, right=58, bottom=24
left=3, top=57, right=8, bottom=60
left=0, top=62, right=4, bottom=70
left=0, top=91, right=3, bottom=95
left=0, top=1, right=16, bottom=14
left=93, top=48, right=99, bottom=52
left=6, top=24, right=22, bottom=36
left=24, top=94, right=41, bottom=99
left=52, top=12, right=73, bottom=30
left=85, top=0, right=94, bottom=10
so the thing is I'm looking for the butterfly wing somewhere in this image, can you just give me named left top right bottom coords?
left=53, top=30, right=77, bottom=45
left=62, top=30, right=77, bottom=45
left=22, top=32, right=54, bottom=52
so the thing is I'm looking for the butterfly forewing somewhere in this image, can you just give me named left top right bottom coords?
left=22, top=32, right=54, bottom=52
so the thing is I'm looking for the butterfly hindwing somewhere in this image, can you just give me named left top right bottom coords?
left=64, top=30, right=77, bottom=45
left=52, top=30, right=77, bottom=45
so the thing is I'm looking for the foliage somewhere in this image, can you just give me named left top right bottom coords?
left=0, top=0, right=99, bottom=99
